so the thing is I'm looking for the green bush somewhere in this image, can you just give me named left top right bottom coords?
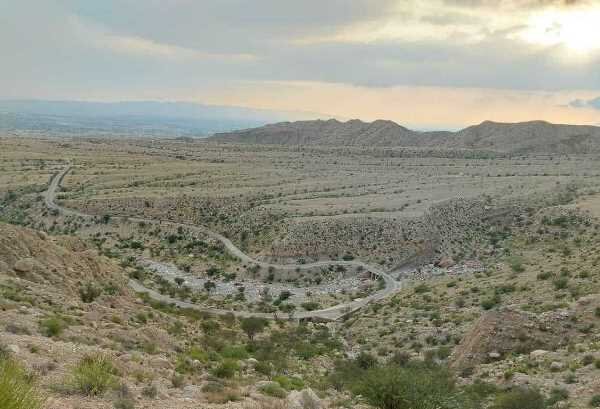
left=492, top=387, right=545, bottom=409
left=0, top=359, right=44, bottom=409
left=273, top=375, right=305, bottom=391
left=481, top=294, right=501, bottom=310
left=546, top=387, right=568, bottom=406
left=553, top=277, right=569, bottom=290
left=79, top=283, right=102, bottom=303
left=259, top=382, right=287, bottom=398
left=70, top=355, right=118, bottom=395
left=591, top=395, right=600, bottom=408
left=351, top=363, right=470, bottom=409
left=171, top=374, right=185, bottom=388
left=39, top=316, right=67, bottom=337
left=210, top=359, right=239, bottom=379
left=301, top=301, right=320, bottom=311
left=509, top=257, right=525, bottom=273
left=220, top=345, right=249, bottom=360
left=187, top=346, right=209, bottom=363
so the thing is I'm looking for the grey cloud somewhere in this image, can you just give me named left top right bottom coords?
left=569, top=97, right=600, bottom=110
left=2, top=0, right=600, bottom=100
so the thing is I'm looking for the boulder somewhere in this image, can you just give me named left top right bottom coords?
left=511, top=373, right=531, bottom=386
left=148, top=356, right=172, bottom=370
left=437, top=256, right=455, bottom=268
left=7, top=344, right=20, bottom=354
left=13, top=258, right=35, bottom=273
left=529, top=350, right=548, bottom=360
left=182, top=384, right=202, bottom=399
left=287, top=388, right=321, bottom=409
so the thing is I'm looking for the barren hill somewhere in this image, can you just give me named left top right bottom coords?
left=212, top=118, right=451, bottom=147
left=212, top=119, right=600, bottom=154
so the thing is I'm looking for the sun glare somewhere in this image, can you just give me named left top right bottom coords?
left=519, top=8, right=600, bottom=54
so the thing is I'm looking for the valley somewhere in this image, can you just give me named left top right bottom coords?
left=3, top=121, right=600, bottom=408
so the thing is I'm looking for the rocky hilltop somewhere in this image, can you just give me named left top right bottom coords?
left=213, top=119, right=600, bottom=154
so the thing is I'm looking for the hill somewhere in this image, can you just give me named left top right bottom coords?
left=212, top=119, right=600, bottom=154
left=212, top=118, right=450, bottom=146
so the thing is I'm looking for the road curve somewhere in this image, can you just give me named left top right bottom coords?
left=45, top=165, right=404, bottom=321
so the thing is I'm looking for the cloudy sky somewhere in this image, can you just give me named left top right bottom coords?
left=2, top=0, right=600, bottom=129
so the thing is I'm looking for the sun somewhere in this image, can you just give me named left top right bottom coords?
left=519, top=8, right=600, bottom=54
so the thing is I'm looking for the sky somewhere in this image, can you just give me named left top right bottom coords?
left=2, top=0, right=600, bottom=129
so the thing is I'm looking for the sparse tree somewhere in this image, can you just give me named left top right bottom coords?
left=240, top=317, right=267, bottom=341
left=204, top=280, right=216, bottom=293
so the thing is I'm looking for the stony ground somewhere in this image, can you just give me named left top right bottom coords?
left=4, top=135, right=600, bottom=408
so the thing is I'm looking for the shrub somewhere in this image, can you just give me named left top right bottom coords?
left=221, top=345, right=249, bottom=360
left=39, top=316, right=66, bottom=337
left=79, top=283, right=102, bottom=303
left=536, top=272, right=552, bottom=281
left=211, top=359, right=239, bottom=379
left=509, top=257, right=525, bottom=273
left=70, top=355, right=118, bottom=395
left=259, top=382, right=287, bottom=398
left=414, top=283, right=431, bottom=293
left=492, top=387, right=545, bottom=409
left=546, top=387, right=569, bottom=406
left=301, top=301, right=320, bottom=311
left=553, top=277, right=569, bottom=290
left=171, top=374, right=185, bottom=388
left=273, top=375, right=304, bottom=391
left=255, top=360, right=273, bottom=377
left=464, top=380, right=498, bottom=399
left=355, top=352, right=378, bottom=370
left=141, top=384, right=158, bottom=399
left=591, top=395, right=600, bottom=407
left=113, top=383, right=134, bottom=409
left=351, top=363, right=469, bottom=409
left=481, top=294, right=501, bottom=310
left=0, top=359, right=44, bottom=409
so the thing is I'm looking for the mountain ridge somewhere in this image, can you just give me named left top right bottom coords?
left=212, top=118, right=600, bottom=154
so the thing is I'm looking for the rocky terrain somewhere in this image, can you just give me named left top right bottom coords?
left=4, top=133, right=600, bottom=408
left=213, top=119, right=600, bottom=154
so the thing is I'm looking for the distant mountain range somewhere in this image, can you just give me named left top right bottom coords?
left=0, top=100, right=325, bottom=136
left=212, top=118, right=600, bottom=154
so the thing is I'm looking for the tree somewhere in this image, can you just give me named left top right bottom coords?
left=240, top=317, right=267, bottom=341
left=279, top=303, right=296, bottom=320
left=174, top=277, right=185, bottom=286
left=204, top=280, right=216, bottom=293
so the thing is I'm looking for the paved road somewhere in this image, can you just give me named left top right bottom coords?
left=45, top=165, right=405, bottom=321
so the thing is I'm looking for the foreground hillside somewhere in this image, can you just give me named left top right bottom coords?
left=213, top=119, right=600, bottom=154
left=0, top=222, right=344, bottom=409
left=4, top=192, right=600, bottom=408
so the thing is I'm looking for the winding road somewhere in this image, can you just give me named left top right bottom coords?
left=45, top=165, right=405, bottom=321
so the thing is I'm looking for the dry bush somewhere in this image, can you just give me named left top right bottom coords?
left=242, top=398, right=290, bottom=409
